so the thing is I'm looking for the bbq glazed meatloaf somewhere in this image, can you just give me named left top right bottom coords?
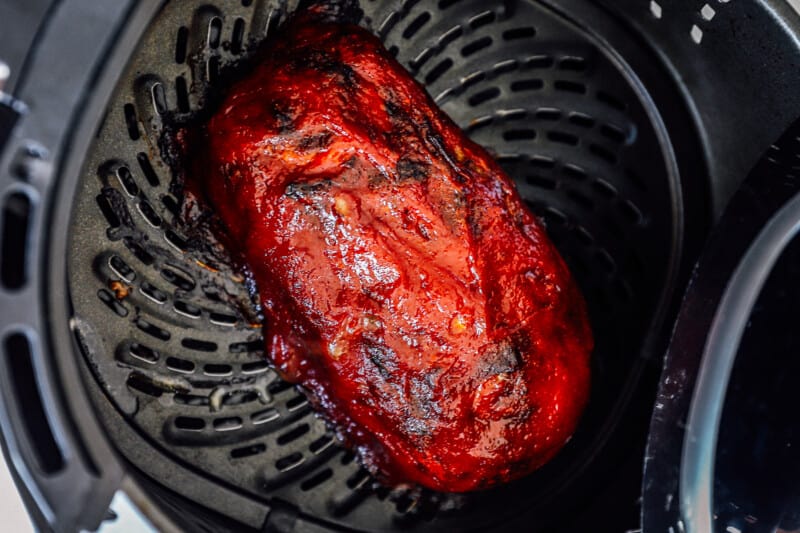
left=188, top=11, right=593, bottom=493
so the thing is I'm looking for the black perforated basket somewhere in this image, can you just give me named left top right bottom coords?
left=0, top=0, right=799, bottom=531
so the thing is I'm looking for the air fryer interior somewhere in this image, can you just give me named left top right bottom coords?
left=67, top=0, right=684, bottom=530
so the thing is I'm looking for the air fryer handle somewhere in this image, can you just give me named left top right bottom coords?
left=0, top=331, right=112, bottom=532
left=0, top=0, right=138, bottom=529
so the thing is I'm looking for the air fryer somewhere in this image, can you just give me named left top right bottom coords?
left=0, top=0, right=799, bottom=532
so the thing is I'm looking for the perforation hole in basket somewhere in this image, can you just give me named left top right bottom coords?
left=592, top=179, right=618, bottom=199
left=136, top=318, right=170, bottom=341
left=524, top=55, right=553, bottom=69
left=301, top=468, right=334, bottom=491
left=161, top=195, right=180, bottom=217
left=461, top=36, right=492, bottom=57
left=468, top=87, right=500, bottom=106
left=526, top=174, right=557, bottom=190
left=109, top=255, right=135, bottom=282
left=230, top=339, right=263, bottom=353
left=127, top=373, right=164, bottom=397
left=242, top=360, right=270, bottom=374
left=123, top=104, right=140, bottom=141
left=277, top=423, right=310, bottom=445
left=595, top=250, right=617, bottom=275
left=340, top=450, right=356, bottom=466
left=469, top=10, right=495, bottom=29
left=530, top=155, right=556, bottom=168
left=123, top=239, right=155, bottom=266
left=542, top=206, right=567, bottom=226
left=213, top=416, right=243, bottom=431
left=164, top=230, right=188, bottom=252
left=130, top=343, right=159, bottom=364
left=547, top=130, right=579, bottom=146
left=490, top=58, right=516, bottom=76
left=499, top=108, right=527, bottom=121
left=161, top=266, right=195, bottom=291
left=569, top=112, right=595, bottom=128
left=437, top=24, right=462, bottom=48
left=140, top=282, right=168, bottom=304
left=276, top=452, right=305, bottom=472
left=251, top=408, right=280, bottom=425
left=204, top=363, right=232, bottom=376
left=232, top=18, right=246, bottom=54
left=554, top=80, right=586, bottom=94
left=202, top=285, right=224, bottom=303
left=559, top=56, right=587, bottom=71
left=115, top=166, right=138, bottom=197
left=425, top=57, right=454, bottom=84
left=438, top=0, right=465, bottom=10
left=460, top=71, right=486, bottom=91
left=503, top=129, right=537, bottom=141
left=207, top=16, right=222, bottom=48
left=96, top=195, right=121, bottom=229
left=536, top=108, right=562, bottom=121
left=395, top=493, right=416, bottom=514
left=346, top=468, right=371, bottom=490
left=562, top=164, right=587, bottom=180
left=286, top=395, right=309, bottom=411
left=182, top=338, right=217, bottom=352
left=175, top=76, right=191, bottom=113
left=502, top=27, right=535, bottom=41
left=175, top=416, right=205, bottom=431
left=174, top=300, right=202, bottom=319
left=151, top=83, right=168, bottom=115
left=136, top=153, right=160, bottom=187
left=231, top=443, right=266, bottom=459
left=409, top=49, right=433, bottom=72
left=137, top=200, right=162, bottom=227
left=466, top=115, right=492, bottom=132
left=175, top=26, right=189, bottom=64
left=166, top=357, right=195, bottom=374
left=620, top=199, right=644, bottom=224
left=310, top=435, right=336, bottom=455
left=267, top=380, right=294, bottom=394
left=209, top=311, right=237, bottom=326
left=574, top=226, right=595, bottom=246
left=510, top=78, right=543, bottom=92
left=174, top=393, right=209, bottom=406
left=597, top=90, right=627, bottom=111
left=206, top=56, right=220, bottom=83
left=378, top=12, right=400, bottom=39
left=589, top=143, right=618, bottom=164
left=601, top=124, right=628, bottom=144
left=97, top=289, right=128, bottom=317
left=403, top=11, right=431, bottom=39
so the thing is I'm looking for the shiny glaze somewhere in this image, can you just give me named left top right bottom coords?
left=191, top=17, right=592, bottom=492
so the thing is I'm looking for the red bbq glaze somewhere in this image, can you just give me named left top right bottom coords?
left=191, top=17, right=592, bottom=492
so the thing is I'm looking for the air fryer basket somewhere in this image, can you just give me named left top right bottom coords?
left=67, top=0, right=686, bottom=530
left=2, top=0, right=800, bottom=531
